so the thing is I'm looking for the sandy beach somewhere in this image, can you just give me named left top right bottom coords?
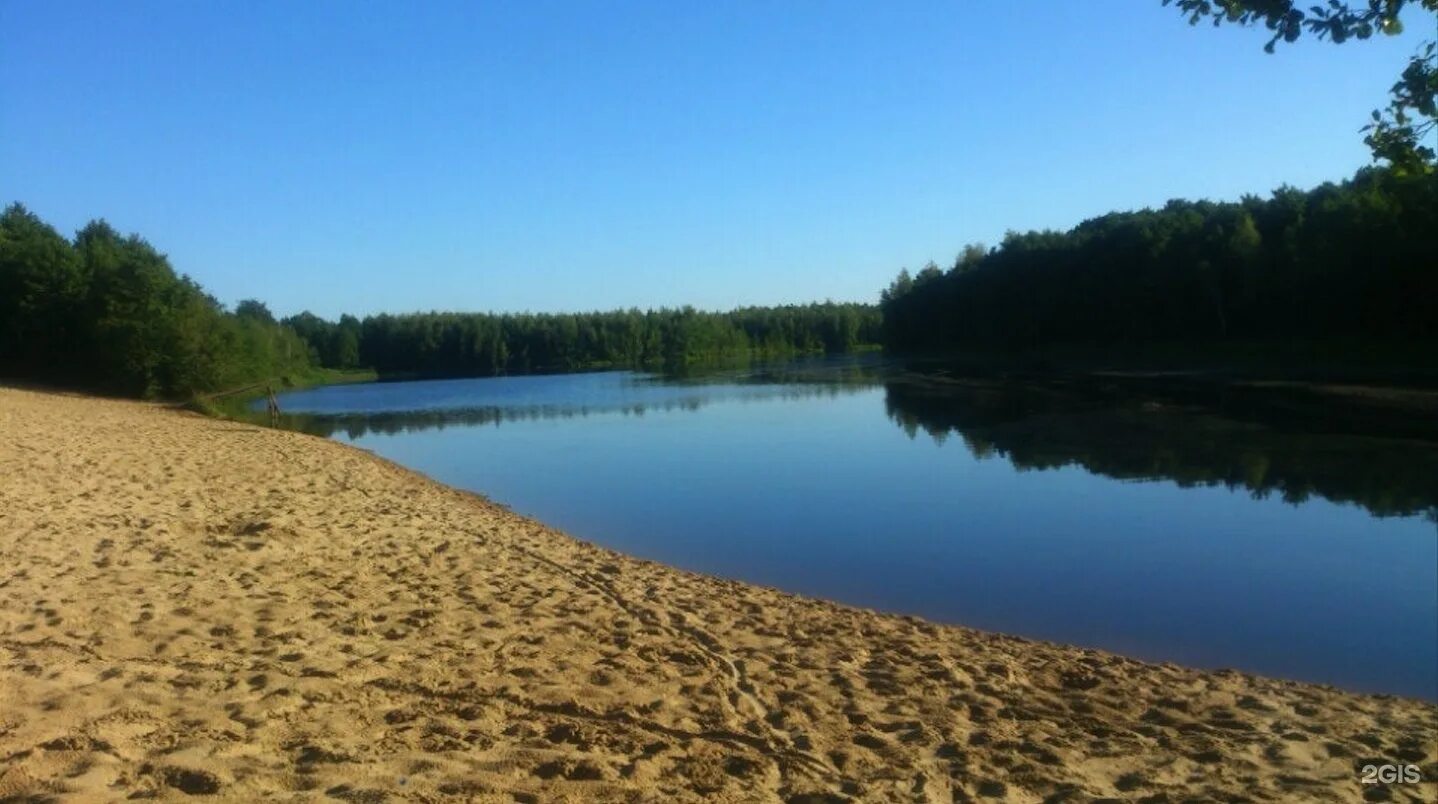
left=0, top=386, right=1433, bottom=802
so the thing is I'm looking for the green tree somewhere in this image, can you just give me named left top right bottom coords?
left=333, top=314, right=362, bottom=368
left=2, top=205, right=320, bottom=399
left=875, top=168, right=1438, bottom=354
left=0, top=204, right=82, bottom=379
left=235, top=298, right=276, bottom=324
left=75, top=221, right=179, bottom=396
left=953, top=243, right=987, bottom=274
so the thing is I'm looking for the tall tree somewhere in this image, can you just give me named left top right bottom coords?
left=235, top=299, right=276, bottom=324
left=2, top=206, right=319, bottom=399
left=0, top=204, right=82, bottom=379
left=878, top=168, right=1438, bottom=354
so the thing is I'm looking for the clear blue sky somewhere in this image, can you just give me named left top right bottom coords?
left=0, top=1, right=1424, bottom=319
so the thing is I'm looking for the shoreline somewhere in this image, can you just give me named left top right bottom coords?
left=265, top=391, right=1438, bottom=700
left=1, top=386, right=1434, bottom=801
left=280, top=425, right=1431, bottom=703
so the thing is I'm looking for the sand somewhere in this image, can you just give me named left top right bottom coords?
left=0, top=386, right=1433, bottom=803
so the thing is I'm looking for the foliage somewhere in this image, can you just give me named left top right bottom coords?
left=1, top=203, right=878, bottom=395
left=0, top=204, right=314, bottom=398
left=879, top=168, right=1438, bottom=353
left=283, top=304, right=880, bottom=378
left=1367, top=40, right=1438, bottom=171
left=285, top=311, right=363, bottom=369
left=1165, top=0, right=1437, bottom=172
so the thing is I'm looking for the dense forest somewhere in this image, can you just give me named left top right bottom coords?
left=0, top=203, right=878, bottom=398
left=0, top=204, right=313, bottom=398
left=880, top=168, right=1438, bottom=355
left=283, top=304, right=880, bottom=377
left=4, top=167, right=1434, bottom=401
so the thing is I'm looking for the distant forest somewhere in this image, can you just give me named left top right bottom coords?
left=881, top=168, right=1437, bottom=354
left=0, top=202, right=877, bottom=398
left=283, top=304, right=880, bottom=378
left=2, top=167, right=1434, bottom=401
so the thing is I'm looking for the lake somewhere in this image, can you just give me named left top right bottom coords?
left=266, top=358, right=1438, bottom=700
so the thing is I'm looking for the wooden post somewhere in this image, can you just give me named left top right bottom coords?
left=266, top=385, right=280, bottom=427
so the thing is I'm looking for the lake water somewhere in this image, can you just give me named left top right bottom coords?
left=267, top=358, right=1438, bottom=700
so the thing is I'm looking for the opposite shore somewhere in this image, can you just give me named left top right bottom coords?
left=1, top=386, right=1434, bottom=802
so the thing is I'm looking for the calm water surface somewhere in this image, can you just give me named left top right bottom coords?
left=269, top=360, right=1438, bottom=699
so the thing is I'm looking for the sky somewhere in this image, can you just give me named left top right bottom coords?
left=0, top=1, right=1425, bottom=319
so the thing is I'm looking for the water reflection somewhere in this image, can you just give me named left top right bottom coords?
left=882, top=377, right=1438, bottom=521
left=270, top=365, right=1438, bottom=522
left=274, top=381, right=871, bottom=439
left=265, top=362, right=1436, bottom=696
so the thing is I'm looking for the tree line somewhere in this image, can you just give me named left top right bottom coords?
left=5, top=167, right=1432, bottom=401
left=283, top=304, right=880, bottom=377
left=880, top=168, right=1438, bottom=355
left=0, top=202, right=879, bottom=397
left=0, top=204, right=313, bottom=399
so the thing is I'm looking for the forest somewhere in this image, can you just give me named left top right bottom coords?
left=880, top=168, right=1438, bottom=357
left=284, top=304, right=879, bottom=378
left=0, top=204, right=313, bottom=399
left=0, top=202, right=878, bottom=398
left=3, top=167, right=1433, bottom=401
